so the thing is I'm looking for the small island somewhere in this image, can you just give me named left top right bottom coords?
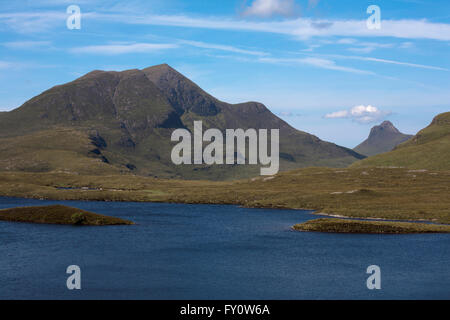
left=293, top=218, right=450, bottom=234
left=0, top=205, right=134, bottom=226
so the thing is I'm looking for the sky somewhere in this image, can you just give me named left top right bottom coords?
left=0, top=0, right=449, bottom=148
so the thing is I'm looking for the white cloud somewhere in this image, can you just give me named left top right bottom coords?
left=324, top=110, right=349, bottom=119
left=70, top=43, right=178, bottom=55
left=243, top=0, right=297, bottom=18
left=324, top=105, right=391, bottom=123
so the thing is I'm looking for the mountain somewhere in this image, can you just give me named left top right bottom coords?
left=354, top=121, right=413, bottom=156
left=0, top=63, right=365, bottom=180
left=352, top=112, right=450, bottom=170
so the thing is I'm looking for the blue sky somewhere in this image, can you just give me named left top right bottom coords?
left=0, top=0, right=449, bottom=148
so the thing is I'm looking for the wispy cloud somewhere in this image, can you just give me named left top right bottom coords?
left=258, top=56, right=375, bottom=74
left=335, top=38, right=357, bottom=44
left=0, top=60, right=56, bottom=70
left=3, top=40, right=52, bottom=48
left=242, top=0, right=298, bottom=18
left=277, top=111, right=302, bottom=117
left=327, top=54, right=450, bottom=71
left=0, top=11, right=65, bottom=33
left=3, top=9, right=450, bottom=41
left=69, top=39, right=267, bottom=57
left=325, top=105, right=391, bottom=124
left=180, top=40, right=268, bottom=56
left=399, top=41, right=414, bottom=49
left=70, top=42, right=178, bottom=55
left=90, top=13, right=450, bottom=41
left=358, top=56, right=450, bottom=71
left=347, top=42, right=394, bottom=53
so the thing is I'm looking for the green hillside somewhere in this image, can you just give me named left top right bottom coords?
left=352, top=112, right=450, bottom=170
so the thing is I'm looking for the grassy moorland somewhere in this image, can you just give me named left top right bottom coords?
left=293, top=218, right=450, bottom=234
left=0, top=166, right=449, bottom=224
left=0, top=205, right=134, bottom=225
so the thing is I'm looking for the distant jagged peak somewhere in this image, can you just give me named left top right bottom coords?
left=369, top=120, right=400, bottom=136
left=354, top=120, right=413, bottom=156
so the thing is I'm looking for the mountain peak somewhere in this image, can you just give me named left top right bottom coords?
left=380, top=120, right=394, bottom=127
left=0, top=63, right=365, bottom=179
left=142, top=63, right=220, bottom=116
left=142, top=63, right=180, bottom=76
left=354, top=120, right=413, bottom=156
left=371, top=120, right=400, bottom=135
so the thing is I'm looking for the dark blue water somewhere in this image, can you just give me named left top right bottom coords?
left=0, top=197, right=448, bottom=300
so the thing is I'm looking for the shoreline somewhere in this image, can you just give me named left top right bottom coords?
left=292, top=218, right=450, bottom=234
left=0, top=167, right=448, bottom=224
left=313, top=211, right=447, bottom=225
left=1, top=193, right=447, bottom=227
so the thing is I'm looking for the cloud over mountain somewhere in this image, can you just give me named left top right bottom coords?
left=325, top=105, right=391, bottom=124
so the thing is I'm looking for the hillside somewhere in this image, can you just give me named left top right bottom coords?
left=0, top=64, right=364, bottom=180
left=352, top=112, right=450, bottom=170
left=354, top=121, right=413, bottom=156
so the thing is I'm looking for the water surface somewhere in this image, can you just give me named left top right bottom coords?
left=0, top=197, right=448, bottom=299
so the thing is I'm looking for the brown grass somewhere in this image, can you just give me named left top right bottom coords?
left=0, top=205, right=134, bottom=226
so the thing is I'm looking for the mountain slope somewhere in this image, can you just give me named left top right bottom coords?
left=0, top=64, right=365, bottom=180
left=143, top=64, right=365, bottom=170
left=351, top=112, right=450, bottom=170
left=354, top=121, right=413, bottom=156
